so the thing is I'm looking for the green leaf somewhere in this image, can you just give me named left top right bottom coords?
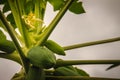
left=47, top=0, right=65, bottom=11
left=69, top=0, right=85, bottom=14
left=3, top=2, right=11, bottom=13
left=0, top=1, right=15, bottom=30
left=0, top=1, right=16, bottom=29
left=6, top=13, right=16, bottom=29
left=46, top=0, right=85, bottom=14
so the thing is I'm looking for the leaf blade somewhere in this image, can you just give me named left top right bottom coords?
left=47, top=0, right=65, bottom=11
left=69, top=0, right=85, bottom=14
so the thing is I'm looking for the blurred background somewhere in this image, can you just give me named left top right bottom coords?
left=0, top=0, right=120, bottom=79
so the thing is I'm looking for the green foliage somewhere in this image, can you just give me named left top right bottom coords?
left=47, top=0, right=65, bottom=11
left=1, top=1, right=16, bottom=29
left=47, top=0, right=85, bottom=14
left=69, top=0, right=85, bottom=14
left=6, top=13, right=16, bottom=28
left=27, top=46, right=56, bottom=69
left=2, top=1, right=10, bottom=13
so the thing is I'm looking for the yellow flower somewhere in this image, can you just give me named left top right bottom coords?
left=22, top=12, right=43, bottom=29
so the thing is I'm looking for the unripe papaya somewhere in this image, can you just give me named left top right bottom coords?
left=54, top=66, right=89, bottom=76
left=74, top=67, right=89, bottom=76
left=0, top=30, right=15, bottom=53
left=27, top=46, right=56, bottom=69
left=44, top=40, right=65, bottom=56
left=53, top=66, right=80, bottom=76
left=0, top=40, right=16, bottom=53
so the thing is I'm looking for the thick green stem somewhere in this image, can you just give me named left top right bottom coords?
left=46, top=76, right=120, bottom=80
left=63, top=37, right=120, bottom=50
left=26, top=66, right=45, bottom=80
left=0, top=11, right=29, bottom=73
left=55, top=60, right=120, bottom=67
left=36, top=0, right=74, bottom=46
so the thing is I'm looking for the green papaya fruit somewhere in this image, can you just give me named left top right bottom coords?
left=27, top=46, right=56, bottom=69
left=54, top=65, right=89, bottom=76
left=44, top=40, right=65, bottom=56
left=74, top=67, right=89, bottom=76
left=0, top=30, right=15, bottom=53
left=53, top=66, right=80, bottom=76
left=0, top=40, right=16, bottom=53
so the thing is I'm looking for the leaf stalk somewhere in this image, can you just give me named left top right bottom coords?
left=46, top=76, right=120, bottom=80
left=55, top=60, right=120, bottom=67
left=63, top=37, right=120, bottom=50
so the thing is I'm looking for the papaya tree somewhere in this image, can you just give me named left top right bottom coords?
left=0, top=0, right=120, bottom=80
